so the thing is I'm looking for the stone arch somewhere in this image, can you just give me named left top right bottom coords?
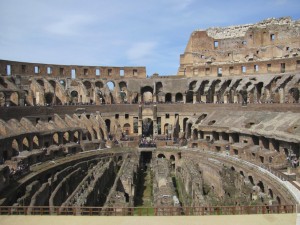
left=123, top=123, right=131, bottom=135
left=141, top=86, right=153, bottom=103
left=268, top=188, right=274, bottom=199
left=106, top=81, right=115, bottom=91
left=156, top=82, right=163, bottom=92
left=189, top=80, right=197, bottom=90
left=10, top=92, right=19, bottom=106
left=95, top=81, right=104, bottom=89
left=11, top=139, right=19, bottom=156
left=192, top=128, right=198, bottom=140
left=256, top=82, right=264, bottom=102
left=105, top=119, right=111, bottom=133
left=164, top=123, right=169, bottom=135
left=0, top=77, right=7, bottom=88
left=70, top=90, right=78, bottom=103
left=183, top=117, right=189, bottom=132
left=240, top=170, right=245, bottom=177
left=48, top=80, right=56, bottom=89
left=22, top=137, right=30, bottom=151
left=83, top=80, right=93, bottom=98
left=165, top=93, right=172, bottom=103
left=187, top=122, right=192, bottom=139
left=36, top=79, right=44, bottom=87
left=53, top=133, right=59, bottom=145
left=119, top=81, right=127, bottom=91
left=33, top=135, right=39, bottom=149
left=175, top=93, right=183, bottom=102
left=248, top=175, right=254, bottom=185
left=276, top=196, right=281, bottom=205
left=59, top=80, right=66, bottom=88
left=289, top=87, right=299, bottom=103
left=170, top=155, right=176, bottom=171
left=44, top=92, right=54, bottom=105
left=0, top=92, right=5, bottom=106
left=186, top=91, right=193, bottom=103
left=63, top=132, right=70, bottom=144
left=73, top=131, right=79, bottom=143
left=157, top=153, right=166, bottom=158
left=257, top=180, right=265, bottom=193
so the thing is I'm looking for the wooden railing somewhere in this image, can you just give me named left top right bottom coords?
left=0, top=205, right=295, bottom=216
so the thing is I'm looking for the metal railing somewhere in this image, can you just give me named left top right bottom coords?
left=0, top=205, right=295, bottom=216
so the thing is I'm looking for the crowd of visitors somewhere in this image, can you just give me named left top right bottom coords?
left=9, top=163, right=29, bottom=179
left=139, top=137, right=156, bottom=148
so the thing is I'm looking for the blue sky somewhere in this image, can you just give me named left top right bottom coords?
left=0, top=0, right=300, bottom=76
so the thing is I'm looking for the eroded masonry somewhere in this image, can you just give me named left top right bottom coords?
left=0, top=17, right=299, bottom=213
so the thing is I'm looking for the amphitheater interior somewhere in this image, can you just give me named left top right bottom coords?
left=0, top=17, right=300, bottom=218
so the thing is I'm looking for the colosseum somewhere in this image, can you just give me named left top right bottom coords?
left=0, top=17, right=300, bottom=225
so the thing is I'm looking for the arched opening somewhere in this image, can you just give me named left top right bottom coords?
left=70, top=91, right=78, bottom=103
left=164, top=123, right=169, bottom=135
left=175, top=93, right=183, bottom=102
left=257, top=181, right=265, bottom=193
left=9, top=92, right=19, bottom=106
left=183, top=118, right=189, bottom=132
left=240, top=171, right=245, bottom=177
left=74, top=131, right=79, bottom=143
left=248, top=176, right=254, bottom=185
left=189, top=81, right=197, bottom=90
left=0, top=92, right=5, bottom=106
left=22, top=137, right=30, bottom=151
left=107, top=81, right=115, bottom=91
left=37, top=79, right=44, bottom=87
left=141, top=86, right=153, bottom=103
left=59, top=80, right=66, bottom=88
left=48, top=80, right=56, bottom=88
left=170, top=155, right=175, bottom=171
left=192, top=129, right=198, bottom=140
left=123, top=123, right=131, bottom=135
left=33, top=136, right=39, bottom=149
left=142, top=118, right=153, bottom=137
left=276, top=196, right=281, bottom=205
left=256, top=82, right=264, bottom=102
left=0, top=77, right=8, bottom=88
left=156, top=82, right=163, bottom=92
left=53, top=133, right=59, bottom=145
left=289, top=88, right=299, bottom=103
left=165, top=93, right=172, bottom=103
left=268, top=189, right=274, bottom=199
left=11, top=139, right=19, bottom=156
left=119, top=81, right=127, bottom=91
left=63, top=132, right=70, bottom=144
left=187, top=123, right=192, bottom=139
left=157, top=153, right=166, bottom=158
left=186, top=91, right=193, bottom=103
left=95, top=81, right=104, bottom=89
left=105, top=119, right=111, bottom=133
left=44, top=92, right=54, bottom=105
left=83, top=81, right=92, bottom=97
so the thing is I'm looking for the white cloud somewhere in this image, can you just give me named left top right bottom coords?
left=45, top=14, right=95, bottom=36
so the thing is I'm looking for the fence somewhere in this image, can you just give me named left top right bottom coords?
left=0, top=205, right=295, bottom=216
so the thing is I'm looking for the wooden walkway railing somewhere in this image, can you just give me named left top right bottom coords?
left=0, top=205, right=295, bottom=216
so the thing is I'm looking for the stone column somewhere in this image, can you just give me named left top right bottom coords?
left=224, top=95, right=228, bottom=104
left=193, top=93, right=197, bottom=104
left=183, top=94, right=186, bottom=103
left=213, top=95, right=218, bottom=103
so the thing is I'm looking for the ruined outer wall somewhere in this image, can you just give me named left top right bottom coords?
left=178, top=17, right=300, bottom=77
left=0, top=60, right=146, bottom=79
